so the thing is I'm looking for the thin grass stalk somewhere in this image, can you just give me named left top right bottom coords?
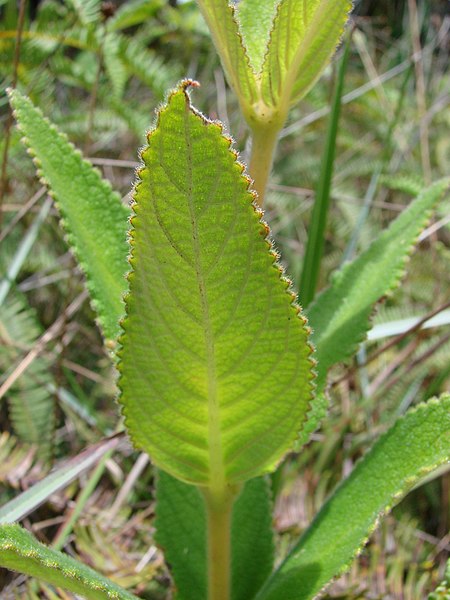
left=299, top=35, right=351, bottom=308
left=52, top=450, right=113, bottom=551
left=0, top=0, right=27, bottom=231
left=0, top=196, right=53, bottom=307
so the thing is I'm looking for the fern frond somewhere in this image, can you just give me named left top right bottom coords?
left=119, top=38, right=180, bottom=99
left=0, top=296, right=55, bottom=461
left=103, top=32, right=128, bottom=99
left=0, top=431, right=38, bottom=488
left=66, top=0, right=102, bottom=26
left=380, top=173, right=424, bottom=197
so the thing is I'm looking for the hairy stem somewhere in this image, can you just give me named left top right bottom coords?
left=248, top=124, right=280, bottom=208
left=203, top=488, right=237, bottom=600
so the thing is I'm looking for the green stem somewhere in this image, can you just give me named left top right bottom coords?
left=299, top=35, right=351, bottom=308
left=248, top=124, right=280, bottom=208
left=203, top=488, right=237, bottom=600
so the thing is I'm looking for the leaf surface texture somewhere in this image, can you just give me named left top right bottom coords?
left=118, top=84, right=314, bottom=486
left=0, top=524, right=138, bottom=600
left=307, top=178, right=450, bottom=390
left=256, top=394, right=450, bottom=600
left=236, top=0, right=279, bottom=74
left=8, top=90, right=130, bottom=343
left=196, top=0, right=257, bottom=105
left=261, top=0, right=352, bottom=108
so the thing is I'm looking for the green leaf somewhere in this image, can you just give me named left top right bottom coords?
left=0, top=434, right=124, bottom=524
left=7, top=89, right=130, bottom=344
left=67, top=0, right=101, bottom=26
left=428, top=558, right=450, bottom=599
left=118, top=82, right=314, bottom=488
left=196, top=0, right=257, bottom=107
left=306, top=177, right=450, bottom=391
left=108, top=0, right=162, bottom=32
left=155, top=473, right=274, bottom=600
left=236, top=0, right=279, bottom=74
left=104, top=32, right=128, bottom=99
left=230, top=477, right=274, bottom=600
left=299, top=36, right=350, bottom=308
left=1, top=295, right=56, bottom=461
left=255, top=394, right=450, bottom=600
left=261, top=0, right=352, bottom=109
left=294, top=392, right=327, bottom=450
left=0, top=524, right=139, bottom=600
left=155, top=472, right=206, bottom=599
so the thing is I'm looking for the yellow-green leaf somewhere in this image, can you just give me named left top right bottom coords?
left=256, top=394, right=450, bottom=600
left=196, top=0, right=258, bottom=106
left=0, top=524, right=138, bottom=600
left=118, top=83, right=314, bottom=489
left=261, top=0, right=352, bottom=109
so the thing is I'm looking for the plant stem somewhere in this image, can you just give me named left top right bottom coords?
left=0, top=0, right=27, bottom=232
left=248, top=124, right=280, bottom=208
left=203, top=489, right=236, bottom=600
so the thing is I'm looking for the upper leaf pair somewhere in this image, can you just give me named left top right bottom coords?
left=197, top=0, right=353, bottom=126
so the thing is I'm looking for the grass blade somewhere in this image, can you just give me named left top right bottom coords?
left=0, top=434, right=124, bottom=524
left=299, top=36, right=350, bottom=308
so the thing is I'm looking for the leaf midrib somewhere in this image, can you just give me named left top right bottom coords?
left=279, top=0, right=327, bottom=109
left=182, top=107, right=225, bottom=494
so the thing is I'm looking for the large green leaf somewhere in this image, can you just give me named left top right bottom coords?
left=235, top=0, right=279, bottom=74
left=196, top=0, right=257, bottom=106
left=118, top=82, right=314, bottom=488
left=155, top=473, right=273, bottom=600
left=255, top=394, right=450, bottom=600
left=0, top=524, right=139, bottom=600
left=7, top=89, right=130, bottom=344
left=260, top=0, right=352, bottom=109
left=307, top=177, right=450, bottom=391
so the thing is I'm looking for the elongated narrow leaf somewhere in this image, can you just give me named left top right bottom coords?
left=236, top=0, right=279, bottom=74
left=299, top=37, right=350, bottom=309
left=256, top=394, right=450, bottom=600
left=0, top=524, right=139, bottom=600
left=0, top=434, right=125, bottom=524
left=7, top=89, right=130, bottom=343
left=261, top=0, right=352, bottom=108
left=196, top=0, right=257, bottom=106
left=118, top=82, right=314, bottom=487
left=156, top=473, right=273, bottom=600
left=307, top=177, right=450, bottom=391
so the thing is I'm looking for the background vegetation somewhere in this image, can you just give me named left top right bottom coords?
left=1, top=0, right=449, bottom=597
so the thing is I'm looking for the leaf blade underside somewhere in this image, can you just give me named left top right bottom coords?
left=118, top=83, right=314, bottom=487
left=256, top=394, right=450, bottom=600
left=7, top=89, right=130, bottom=344
left=196, top=0, right=257, bottom=107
